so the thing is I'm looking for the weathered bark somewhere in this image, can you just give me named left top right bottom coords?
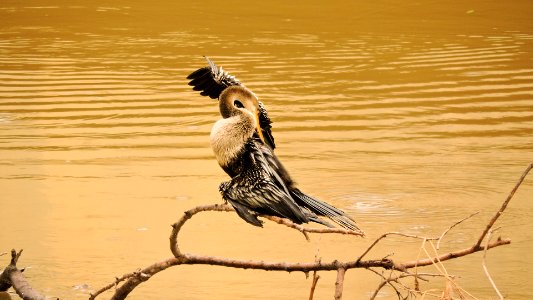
left=0, top=249, right=52, bottom=300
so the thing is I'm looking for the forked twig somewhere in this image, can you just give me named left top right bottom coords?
left=356, top=232, right=438, bottom=265
left=437, top=211, right=480, bottom=250
left=368, top=268, right=404, bottom=299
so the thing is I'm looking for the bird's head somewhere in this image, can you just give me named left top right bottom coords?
left=219, top=86, right=266, bottom=143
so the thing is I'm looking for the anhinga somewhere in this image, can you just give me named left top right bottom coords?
left=187, top=57, right=360, bottom=232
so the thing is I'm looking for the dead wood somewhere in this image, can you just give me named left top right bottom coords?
left=0, top=249, right=53, bottom=300
left=90, top=163, right=531, bottom=300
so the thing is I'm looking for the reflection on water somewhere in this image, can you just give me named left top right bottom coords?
left=1, top=1, right=532, bottom=299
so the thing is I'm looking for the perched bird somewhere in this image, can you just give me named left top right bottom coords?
left=187, top=57, right=360, bottom=231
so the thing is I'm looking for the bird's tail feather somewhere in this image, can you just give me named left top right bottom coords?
left=291, top=188, right=361, bottom=232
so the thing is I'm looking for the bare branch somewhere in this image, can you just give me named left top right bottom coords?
left=368, top=268, right=403, bottom=300
left=89, top=270, right=143, bottom=300
left=437, top=211, right=480, bottom=250
left=101, top=219, right=511, bottom=299
left=170, top=204, right=233, bottom=257
left=262, top=215, right=364, bottom=240
left=356, top=232, right=438, bottom=265
left=93, top=164, right=532, bottom=299
left=398, top=238, right=510, bottom=271
left=475, top=163, right=532, bottom=248
left=101, top=215, right=511, bottom=300
left=170, top=204, right=363, bottom=257
left=110, top=257, right=181, bottom=300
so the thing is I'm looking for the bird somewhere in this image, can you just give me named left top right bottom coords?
left=187, top=57, right=360, bottom=232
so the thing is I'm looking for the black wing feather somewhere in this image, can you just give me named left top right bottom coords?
left=187, top=57, right=277, bottom=149
left=290, top=188, right=360, bottom=232
left=220, top=137, right=360, bottom=231
left=187, top=57, right=242, bottom=99
left=252, top=138, right=360, bottom=231
left=220, top=139, right=308, bottom=225
left=186, top=67, right=209, bottom=80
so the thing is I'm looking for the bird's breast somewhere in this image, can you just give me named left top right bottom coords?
left=210, top=116, right=254, bottom=172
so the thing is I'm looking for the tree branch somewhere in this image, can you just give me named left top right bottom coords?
left=169, top=204, right=363, bottom=257
left=92, top=164, right=531, bottom=300
left=101, top=220, right=510, bottom=300
left=397, top=238, right=510, bottom=271
left=170, top=204, right=233, bottom=257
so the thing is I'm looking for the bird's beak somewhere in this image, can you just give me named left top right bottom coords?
left=254, top=112, right=266, bottom=144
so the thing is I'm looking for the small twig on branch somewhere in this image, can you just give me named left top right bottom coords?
left=422, top=240, right=477, bottom=300
left=398, top=238, right=510, bottom=271
left=89, top=270, right=144, bottom=300
left=334, top=268, right=346, bottom=300
left=368, top=268, right=403, bottom=300
left=308, top=271, right=320, bottom=300
left=369, top=268, right=449, bottom=300
left=356, top=232, right=438, bottom=265
left=437, top=211, right=480, bottom=250
left=482, top=228, right=504, bottom=300
left=475, top=163, right=532, bottom=248
left=262, top=215, right=364, bottom=241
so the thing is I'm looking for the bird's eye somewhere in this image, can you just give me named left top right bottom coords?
left=234, top=100, right=244, bottom=108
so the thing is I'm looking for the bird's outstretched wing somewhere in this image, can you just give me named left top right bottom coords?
left=249, top=138, right=361, bottom=231
left=187, top=57, right=276, bottom=149
left=187, top=57, right=242, bottom=99
left=220, top=138, right=360, bottom=232
left=255, top=140, right=361, bottom=231
left=219, top=139, right=308, bottom=227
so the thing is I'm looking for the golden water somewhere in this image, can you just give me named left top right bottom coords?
left=1, top=1, right=532, bottom=299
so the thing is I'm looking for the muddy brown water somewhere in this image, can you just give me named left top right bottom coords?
left=1, top=1, right=532, bottom=299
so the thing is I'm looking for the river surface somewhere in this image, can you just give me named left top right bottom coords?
left=1, top=1, right=532, bottom=299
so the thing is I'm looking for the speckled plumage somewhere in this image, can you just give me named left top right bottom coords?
left=188, top=60, right=360, bottom=231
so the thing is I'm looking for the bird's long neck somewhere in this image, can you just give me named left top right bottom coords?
left=210, top=112, right=255, bottom=175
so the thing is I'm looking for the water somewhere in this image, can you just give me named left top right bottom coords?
left=1, top=1, right=532, bottom=299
